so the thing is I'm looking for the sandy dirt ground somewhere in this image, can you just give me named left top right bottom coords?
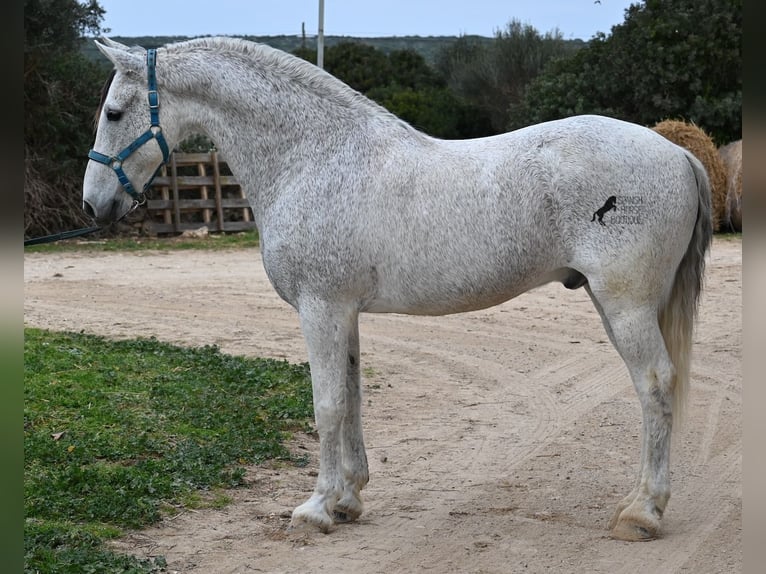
left=24, top=236, right=742, bottom=574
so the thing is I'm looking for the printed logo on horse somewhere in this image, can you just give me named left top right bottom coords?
left=592, top=195, right=647, bottom=225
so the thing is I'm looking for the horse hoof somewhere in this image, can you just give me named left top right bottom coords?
left=290, top=503, right=335, bottom=533
left=609, top=513, right=660, bottom=541
left=333, top=510, right=351, bottom=523
left=333, top=501, right=363, bottom=523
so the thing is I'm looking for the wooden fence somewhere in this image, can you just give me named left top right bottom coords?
left=144, top=151, right=256, bottom=234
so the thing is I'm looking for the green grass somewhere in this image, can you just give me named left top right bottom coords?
left=713, top=231, right=742, bottom=242
left=24, top=328, right=313, bottom=573
left=24, top=229, right=260, bottom=253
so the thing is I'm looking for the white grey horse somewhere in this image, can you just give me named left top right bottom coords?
left=83, top=37, right=712, bottom=541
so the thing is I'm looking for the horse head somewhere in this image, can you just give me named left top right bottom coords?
left=83, top=38, right=174, bottom=225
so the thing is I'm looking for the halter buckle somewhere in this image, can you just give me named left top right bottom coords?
left=148, top=90, right=159, bottom=109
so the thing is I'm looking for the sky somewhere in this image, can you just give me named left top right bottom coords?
left=95, top=0, right=638, bottom=41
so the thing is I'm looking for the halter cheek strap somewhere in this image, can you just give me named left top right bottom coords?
left=88, top=49, right=170, bottom=202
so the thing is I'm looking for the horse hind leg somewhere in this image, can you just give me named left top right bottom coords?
left=586, top=285, right=676, bottom=541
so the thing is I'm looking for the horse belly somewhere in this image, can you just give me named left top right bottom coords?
left=362, top=258, right=560, bottom=316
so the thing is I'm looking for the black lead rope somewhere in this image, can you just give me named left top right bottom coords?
left=24, top=194, right=147, bottom=246
left=24, top=226, right=103, bottom=246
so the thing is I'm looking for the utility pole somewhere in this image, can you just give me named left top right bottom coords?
left=317, top=0, right=325, bottom=69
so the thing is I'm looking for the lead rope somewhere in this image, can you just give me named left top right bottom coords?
left=24, top=226, right=103, bottom=247
left=24, top=198, right=146, bottom=246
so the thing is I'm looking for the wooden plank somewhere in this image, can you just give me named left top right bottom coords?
left=239, top=187, right=251, bottom=222
left=150, top=175, right=239, bottom=187
left=211, top=150, right=225, bottom=232
left=218, top=221, right=256, bottom=232
left=148, top=220, right=257, bottom=234
left=169, top=152, right=216, bottom=165
left=159, top=164, right=171, bottom=225
left=197, top=161, right=212, bottom=223
left=146, top=198, right=252, bottom=210
left=170, top=154, right=181, bottom=232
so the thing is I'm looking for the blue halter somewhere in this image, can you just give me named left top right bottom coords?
left=88, top=49, right=170, bottom=203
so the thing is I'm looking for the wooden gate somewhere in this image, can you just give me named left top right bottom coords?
left=144, top=151, right=256, bottom=234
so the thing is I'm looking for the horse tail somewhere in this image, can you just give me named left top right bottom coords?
left=659, top=150, right=713, bottom=425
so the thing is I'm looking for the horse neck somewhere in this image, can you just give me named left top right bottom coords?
left=162, top=47, right=414, bottom=213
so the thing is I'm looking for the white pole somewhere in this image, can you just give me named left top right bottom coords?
left=317, top=0, right=325, bottom=69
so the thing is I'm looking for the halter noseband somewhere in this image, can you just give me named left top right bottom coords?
left=88, top=48, right=170, bottom=204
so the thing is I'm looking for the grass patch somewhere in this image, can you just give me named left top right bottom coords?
left=24, top=229, right=260, bottom=253
left=24, top=328, right=313, bottom=572
left=713, top=231, right=742, bottom=243
left=362, top=366, right=378, bottom=379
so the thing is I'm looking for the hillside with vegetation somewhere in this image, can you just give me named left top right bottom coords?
left=80, top=34, right=507, bottom=67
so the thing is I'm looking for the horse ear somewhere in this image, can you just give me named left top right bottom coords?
left=94, top=39, right=145, bottom=77
left=98, top=36, right=132, bottom=50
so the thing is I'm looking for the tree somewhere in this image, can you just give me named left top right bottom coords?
left=25, top=0, right=104, bottom=53
left=437, top=20, right=572, bottom=134
left=519, top=0, right=741, bottom=145
left=294, top=42, right=492, bottom=139
left=387, top=49, right=442, bottom=91
left=367, top=85, right=492, bottom=139
left=322, top=41, right=393, bottom=93
left=24, top=0, right=109, bottom=238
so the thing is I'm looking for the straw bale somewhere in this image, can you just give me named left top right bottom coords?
left=717, top=139, right=742, bottom=232
left=652, top=119, right=727, bottom=232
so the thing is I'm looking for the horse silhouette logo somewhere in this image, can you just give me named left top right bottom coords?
left=592, top=195, right=617, bottom=225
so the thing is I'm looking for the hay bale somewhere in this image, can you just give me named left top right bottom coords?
left=651, top=119, right=727, bottom=232
left=718, top=139, right=742, bottom=232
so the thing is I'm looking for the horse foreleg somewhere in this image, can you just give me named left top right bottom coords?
left=588, top=289, right=675, bottom=540
left=334, top=316, right=369, bottom=523
left=290, top=299, right=357, bottom=533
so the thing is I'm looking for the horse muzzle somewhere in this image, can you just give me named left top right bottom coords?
left=83, top=193, right=138, bottom=226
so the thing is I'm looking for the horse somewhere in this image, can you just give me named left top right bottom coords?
left=82, top=36, right=712, bottom=541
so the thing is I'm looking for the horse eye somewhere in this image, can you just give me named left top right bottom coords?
left=106, top=109, right=123, bottom=121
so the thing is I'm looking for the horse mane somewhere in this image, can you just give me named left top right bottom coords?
left=94, top=69, right=116, bottom=133
left=161, top=36, right=416, bottom=131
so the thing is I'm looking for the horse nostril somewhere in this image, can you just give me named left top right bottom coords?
left=83, top=199, right=97, bottom=219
